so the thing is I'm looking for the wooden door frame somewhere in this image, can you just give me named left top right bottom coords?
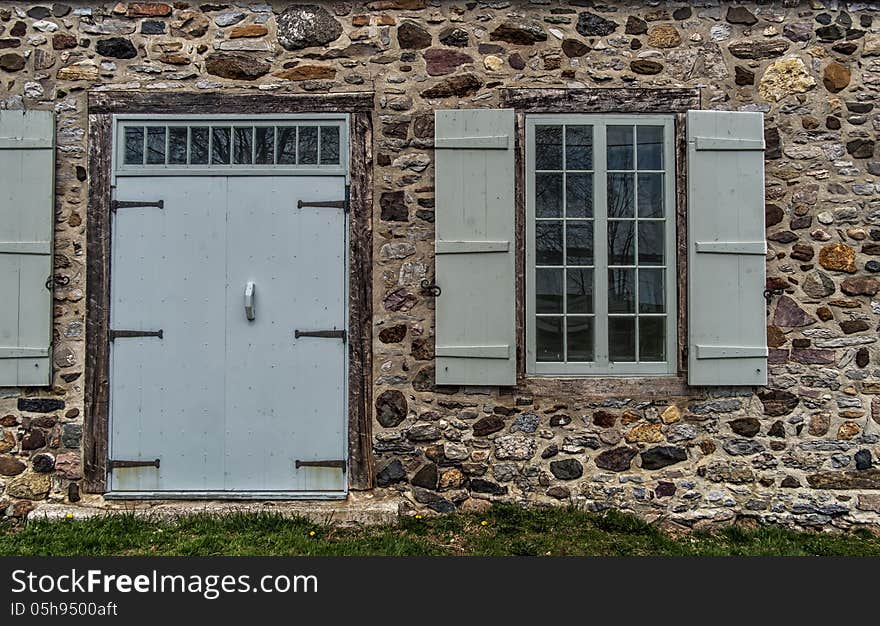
left=83, top=91, right=376, bottom=494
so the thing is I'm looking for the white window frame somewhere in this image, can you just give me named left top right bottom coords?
left=526, top=114, right=678, bottom=377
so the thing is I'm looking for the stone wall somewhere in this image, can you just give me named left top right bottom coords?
left=1, top=0, right=880, bottom=529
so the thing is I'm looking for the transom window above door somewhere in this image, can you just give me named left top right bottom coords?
left=526, top=115, right=677, bottom=376
left=114, top=116, right=347, bottom=176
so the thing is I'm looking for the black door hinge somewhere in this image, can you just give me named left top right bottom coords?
left=297, top=185, right=350, bottom=213
left=294, top=329, right=346, bottom=342
left=109, top=458, right=160, bottom=470
left=109, top=329, right=164, bottom=341
left=111, top=199, right=164, bottom=213
left=295, top=459, right=346, bottom=473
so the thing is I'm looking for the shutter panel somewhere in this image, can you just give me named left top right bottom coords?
left=0, top=110, right=54, bottom=386
left=434, top=109, right=516, bottom=386
left=687, top=110, right=767, bottom=386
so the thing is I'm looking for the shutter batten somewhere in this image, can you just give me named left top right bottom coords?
left=0, top=110, right=55, bottom=386
left=434, top=109, right=516, bottom=386
left=687, top=110, right=767, bottom=386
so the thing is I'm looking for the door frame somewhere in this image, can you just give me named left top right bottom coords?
left=84, top=91, right=376, bottom=495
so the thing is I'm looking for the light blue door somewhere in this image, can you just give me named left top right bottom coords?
left=108, top=175, right=347, bottom=496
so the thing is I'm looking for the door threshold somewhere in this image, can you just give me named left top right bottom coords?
left=104, top=491, right=349, bottom=501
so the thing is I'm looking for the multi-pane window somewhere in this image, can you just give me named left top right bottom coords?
left=526, top=115, right=677, bottom=376
left=117, top=118, right=345, bottom=172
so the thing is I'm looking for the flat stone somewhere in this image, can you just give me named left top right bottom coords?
left=576, top=11, right=618, bottom=37
left=494, top=435, right=537, bottom=461
left=823, top=62, right=851, bottom=92
left=171, top=10, right=210, bottom=39
left=759, top=57, right=816, bottom=102
left=728, top=39, right=790, bottom=59
left=490, top=19, right=547, bottom=45
left=378, top=324, right=407, bottom=343
left=376, top=459, right=406, bottom=486
left=205, top=52, right=270, bottom=80
left=127, top=2, right=172, bottom=17
left=140, top=20, right=166, bottom=35
left=809, top=412, right=831, bottom=436
left=625, top=16, right=647, bottom=35
left=420, top=73, right=482, bottom=99
left=630, top=59, right=663, bottom=75
left=424, top=48, right=472, bottom=76
left=646, top=24, right=681, bottom=48
left=592, top=410, right=617, bottom=428
left=61, top=424, right=80, bottom=449
left=375, top=389, right=407, bottom=427
left=0, top=53, right=24, bottom=71
left=562, top=38, right=589, bottom=58
left=791, top=348, right=835, bottom=364
left=96, top=37, right=137, bottom=59
left=379, top=191, right=407, bottom=221
left=229, top=24, right=269, bottom=38
left=438, top=26, right=468, bottom=47
left=806, top=468, right=880, bottom=489
left=82, top=19, right=136, bottom=35
left=705, top=461, right=755, bottom=483
left=54, top=452, right=80, bottom=479
left=52, top=33, right=77, bottom=49
left=0, top=454, right=26, bottom=476
left=26, top=6, right=50, bottom=19
left=277, top=4, right=342, bottom=50
left=818, top=243, right=857, bottom=273
left=783, top=22, right=812, bottom=42
left=397, top=21, right=431, bottom=49
left=469, top=477, right=506, bottom=495
left=274, top=65, right=336, bottom=81
left=723, top=438, right=765, bottom=456
left=411, top=463, right=438, bottom=489
left=594, top=446, right=638, bottom=472
left=729, top=417, right=761, bottom=437
left=640, top=446, right=687, bottom=470
left=758, top=389, right=799, bottom=416
left=772, top=295, right=816, bottom=328
left=546, top=486, right=570, bottom=500
left=549, top=458, right=583, bottom=480
left=624, top=422, right=663, bottom=443
left=841, top=276, right=880, bottom=296
left=846, top=139, right=875, bottom=159
left=6, top=473, right=50, bottom=500
left=802, top=270, right=835, bottom=298
left=727, top=6, right=757, bottom=26
left=472, top=415, right=504, bottom=436
left=213, top=10, right=245, bottom=27
left=816, top=24, right=846, bottom=42
left=735, top=65, right=755, bottom=86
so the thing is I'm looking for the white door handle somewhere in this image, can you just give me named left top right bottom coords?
left=244, top=281, right=255, bottom=321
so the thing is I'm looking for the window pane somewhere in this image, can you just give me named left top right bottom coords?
left=639, top=317, right=665, bottom=362
left=607, top=125, right=634, bottom=170
left=190, top=127, right=209, bottom=164
left=233, top=126, right=253, bottom=165
left=536, top=173, right=563, bottom=218
left=320, top=126, right=340, bottom=164
left=566, top=268, right=593, bottom=314
left=638, top=172, right=664, bottom=218
left=168, top=127, right=187, bottom=164
left=608, top=220, right=635, bottom=266
left=609, top=317, right=636, bottom=362
left=277, top=127, right=296, bottom=164
left=536, top=317, right=564, bottom=362
left=536, top=221, right=563, bottom=265
left=565, top=125, right=592, bottom=170
left=146, top=126, right=165, bottom=165
left=638, top=269, right=665, bottom=313
left=535, top=125, right=562, bottom=170
left=298, top=126, right=318, bottom=164
left=566, top=222, right=593, bottom=266
left=608, top=269, right=635, bottom=313
left=124, top=127, right=144, bottom=165
left=211, top=127, right=231, bottom=165
left=638, top=222, right=664, bottom=266
left=536, top=268, right=563, bottom=314
left=637, top=125, right=663, bottom=170
left=255, top=127, right=274, bottom=164
left=608, top=172, right=634, bottom=218
left=567, top=317, right=594, bottom=362
left=565, top=173, right=593, bottom=218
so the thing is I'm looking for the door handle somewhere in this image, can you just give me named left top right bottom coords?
left=244, top=281, right=255, bottom=321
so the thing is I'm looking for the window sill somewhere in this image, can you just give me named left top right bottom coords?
left=519, top=374, right=694, bottom=398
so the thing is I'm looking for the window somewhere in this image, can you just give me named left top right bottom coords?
left=526, top=115, right=677, bottom=376
left=115, top=117, right=346, bottom=174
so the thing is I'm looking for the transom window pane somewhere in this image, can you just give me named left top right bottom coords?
left=118, top=121, right=345, bottom=170
left=529, top=116, right=674, bottom=375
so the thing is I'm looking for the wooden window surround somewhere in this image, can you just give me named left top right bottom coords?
left=500, top=87, right=702, bottom=396
left=83, top=91, right=376, bottom=493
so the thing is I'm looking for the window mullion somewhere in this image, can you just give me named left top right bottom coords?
left=594, top=122, right=609, bottom=369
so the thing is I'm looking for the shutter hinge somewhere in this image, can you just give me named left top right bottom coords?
left=294, top=329, right=346, bottom=342
left=109, top=329, right=164, bottom=341
left=111, top=199, right=164, bottom=213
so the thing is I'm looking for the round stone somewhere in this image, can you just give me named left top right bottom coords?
left=484, top=54, right=504, bottom=71
left=823, top=62, right=851, bottom=92
left=375, top=389, right=408, bottom=428
left=276, top=4, right=343, bottom=51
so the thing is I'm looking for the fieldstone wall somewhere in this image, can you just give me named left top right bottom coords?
left=1, top=0, right=880, bottom=529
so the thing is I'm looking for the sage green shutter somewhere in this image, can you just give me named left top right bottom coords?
left=687, top=110, right=767, bottom=386
left=434, top=109, right=516, bottom=386
left=0, top=110, right=54, bottom=386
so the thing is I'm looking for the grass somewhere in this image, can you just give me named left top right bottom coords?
left=1, top=505, right=879, bottom=556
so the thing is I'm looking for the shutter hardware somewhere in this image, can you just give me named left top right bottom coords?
left=294, top=329, right=346, bottom=342
left=295, top=459, right=346, bottom=473
left=296, top=184, right=350, bottom=213
left=420, top=279, right=441, bottom=297
left=109, top=458, right=160, bottom=470
left=45, top=275, right=69, bottom=291
left=763, top=288, right=784, bottom=302
left=110, top=199, right=164, bottom=213
left=109, top=329, right=164, bottom=340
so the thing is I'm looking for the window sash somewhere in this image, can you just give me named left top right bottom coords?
left=526, top=114, right=678, bottom=377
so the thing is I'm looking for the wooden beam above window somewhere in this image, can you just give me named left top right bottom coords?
left=500, top=88, right=701, bottom=114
